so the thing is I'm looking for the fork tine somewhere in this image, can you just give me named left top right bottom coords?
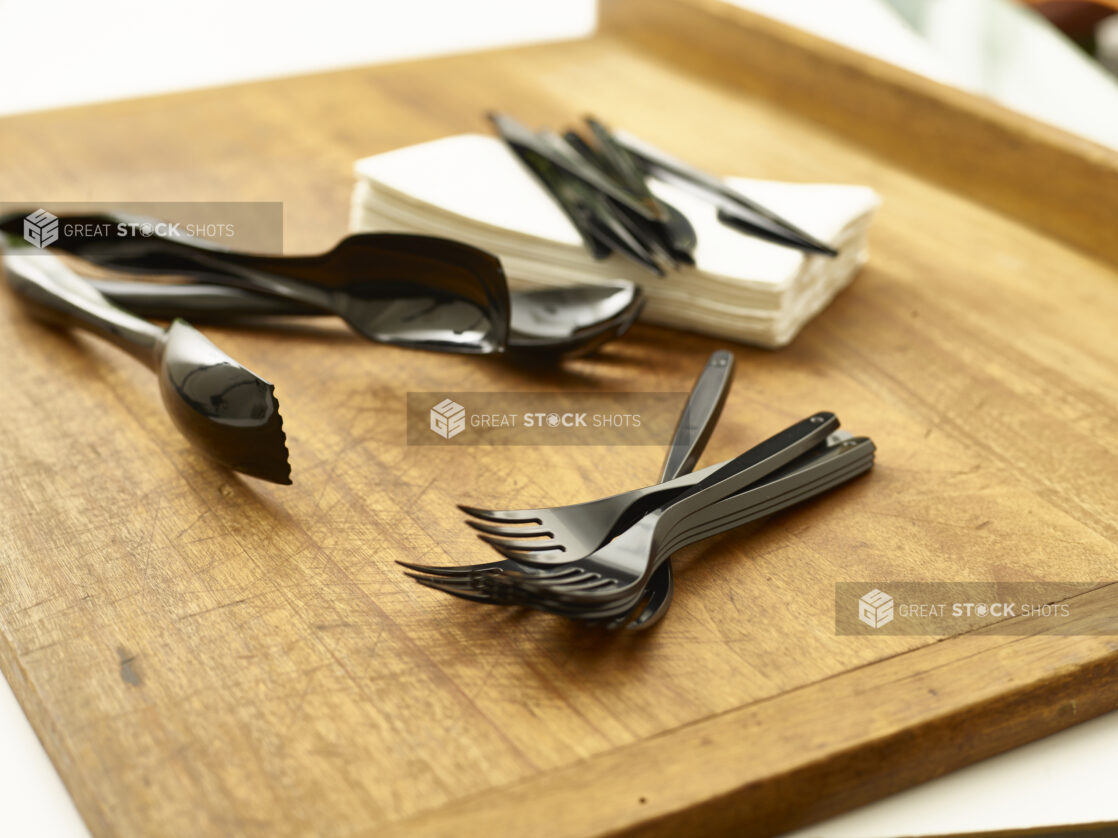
left=411, top=575, right=508, bottom=604
left=396, top=559, right=504, bottom=577
left=500, top=568, right=597, bottom=589
left=415, top=571, right=629, bottom=618
left=405, top=564, right=584, bottom=585
left=405, top=572, right=505, bottom=592
left=537, top=577, right=615, bottom=593
left=429, top=573, right=535, bottom=605
left=477, top=534, right=565, bottom=553
left=457, top=504, right=543, bottom=524
left=464, top=520, right=554, bottom=539
left=481, top=541, right=573, bottom=565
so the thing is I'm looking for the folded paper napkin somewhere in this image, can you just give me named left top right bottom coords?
left=350, top=134, right=879, bottom=348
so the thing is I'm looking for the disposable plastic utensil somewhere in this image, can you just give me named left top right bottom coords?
left=399, top=350, right=733, bottom=584
left=2, top=250, right=292, bottom=484
left=627, top=349, right=734, bottom=628
left=488, top=113, right=666, bottom=274
left=610, top=127, right=840, bottom=257
left=578, top=118, right=697, bottom=264
left=85, top=278, right=644, bottom=359
left=409, top=443, right=869, bottom=609
left=410, top=434, right=873, bottom=620
left=0, top=212, right=510, bottom=354
left=447, top=412, right=841, bottom=606
left=419, top=433, right=866, bottom=591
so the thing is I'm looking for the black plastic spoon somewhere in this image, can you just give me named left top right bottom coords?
left=83, top=278, right=644, bottom=360
left=0, top=212, right=511, bottom=354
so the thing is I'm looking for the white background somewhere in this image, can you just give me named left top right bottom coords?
left=1, top=1, right=1116, bottom=835
left=0, top=0, right=597, bottom=116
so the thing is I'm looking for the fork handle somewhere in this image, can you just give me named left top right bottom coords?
left=659, top=350, right=734, bottom=483
left=665, top=435, right=873, bottom=547
left=655, top=411, right=839, bottom=533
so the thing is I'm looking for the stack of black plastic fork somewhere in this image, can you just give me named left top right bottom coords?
left=0, top=214, right=649, bottom=486
left=402, top=351, right=875, bottom=629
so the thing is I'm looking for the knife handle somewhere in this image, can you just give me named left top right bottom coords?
left=491, top=116, right=610, bottom=260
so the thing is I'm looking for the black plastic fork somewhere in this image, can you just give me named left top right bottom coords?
left=412, top=433, right=874, bottom=622
left=398, top=350, right=735, bottom=582
left=407, top=411, right=840, bottom=606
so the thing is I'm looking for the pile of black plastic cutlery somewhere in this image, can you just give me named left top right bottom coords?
left=0, top=213, right=646, bottom=484
left=0, top=212, right=645, bottom=360
left=490, top=113, right=839, bottom=276
left=402, top=351, right=875, bottom=628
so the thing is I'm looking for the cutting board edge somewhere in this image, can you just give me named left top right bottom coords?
left=600, top=0, right=1118, bottom=268
left=0, top=624, right=112, bottom=838
left=378, top=583, right=1118, bottom=838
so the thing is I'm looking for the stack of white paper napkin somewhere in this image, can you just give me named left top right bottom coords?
left=350, top=134, right=879, bottom=348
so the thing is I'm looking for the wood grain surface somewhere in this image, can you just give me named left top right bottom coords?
left=1, top=12, right=1117, bottom=838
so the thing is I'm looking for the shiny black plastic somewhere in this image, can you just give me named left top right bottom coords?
left=87, top=278, right=645, bottom=361
left=0, top=213, right=511, bottom=354
left=2, top=250, right=292, bottom=484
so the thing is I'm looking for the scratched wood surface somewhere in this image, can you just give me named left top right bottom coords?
left=1, top=11, right=1117, bottom=838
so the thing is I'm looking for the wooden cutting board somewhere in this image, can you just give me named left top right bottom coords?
left=1, top=2, right=1116, bottom=835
